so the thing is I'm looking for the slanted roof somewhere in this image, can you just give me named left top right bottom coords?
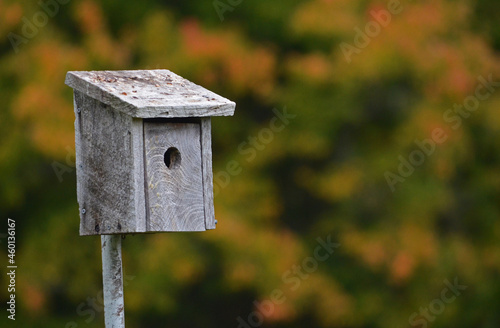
left=65, top=69, right=236, bottom=118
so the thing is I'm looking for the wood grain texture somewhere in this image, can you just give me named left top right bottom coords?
left=101, top=235, right=125, bottom=327
left=74, top=91, right=146, bottom=235
left=66, top=70, right=236, bottom=119
left=144, top=121, right=206, bottom=231
left=131, top=118, right=147, bottom=233
left=200, top=118, right=215, bottom=229
left=69, top=69, right=233, bottom=235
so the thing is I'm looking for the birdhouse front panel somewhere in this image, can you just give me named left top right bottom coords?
left=144, top=119, right=205, bottom=232
left=65, top=70, right=235, bottom=236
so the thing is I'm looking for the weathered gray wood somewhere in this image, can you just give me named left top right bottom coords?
left=69, top=69, right=235, bottom=235
left=144, top=121, right=206, bottom=231
left=200, top=118, right=215, bottom=229
left=74, top=91, right=146, bottom=235
left=66, top=70, right=236, bottom=119
left=101, top=235, right=125, bottom=328
left=131, top=118, right=147, bottom=233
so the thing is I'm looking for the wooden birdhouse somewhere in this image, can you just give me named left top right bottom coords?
left=65, top=70, right=235, bottom=236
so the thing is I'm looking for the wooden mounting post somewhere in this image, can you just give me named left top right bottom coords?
left=101, top=235, right=125, bottom=328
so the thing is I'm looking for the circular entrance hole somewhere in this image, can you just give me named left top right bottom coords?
left=164, top=147, right=181, bottom=169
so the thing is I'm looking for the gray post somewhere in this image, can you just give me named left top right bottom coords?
left=101, top=235, right=125, bottom=328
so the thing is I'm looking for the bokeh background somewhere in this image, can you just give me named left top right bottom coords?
left=1, top=0, right=500, bottom=327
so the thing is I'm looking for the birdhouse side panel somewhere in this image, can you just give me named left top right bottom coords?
left=74, top=91, right=146, bottom=235
left=200, top=118, right=215, bottom=230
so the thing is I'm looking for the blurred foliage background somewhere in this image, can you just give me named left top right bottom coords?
left=1, top=0, right=500, bottom=327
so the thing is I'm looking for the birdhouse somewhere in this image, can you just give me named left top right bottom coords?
left=65, top=70, right=235, bottom=236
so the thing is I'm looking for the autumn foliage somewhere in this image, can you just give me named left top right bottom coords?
left=0, top=0, right=499, bottom=327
